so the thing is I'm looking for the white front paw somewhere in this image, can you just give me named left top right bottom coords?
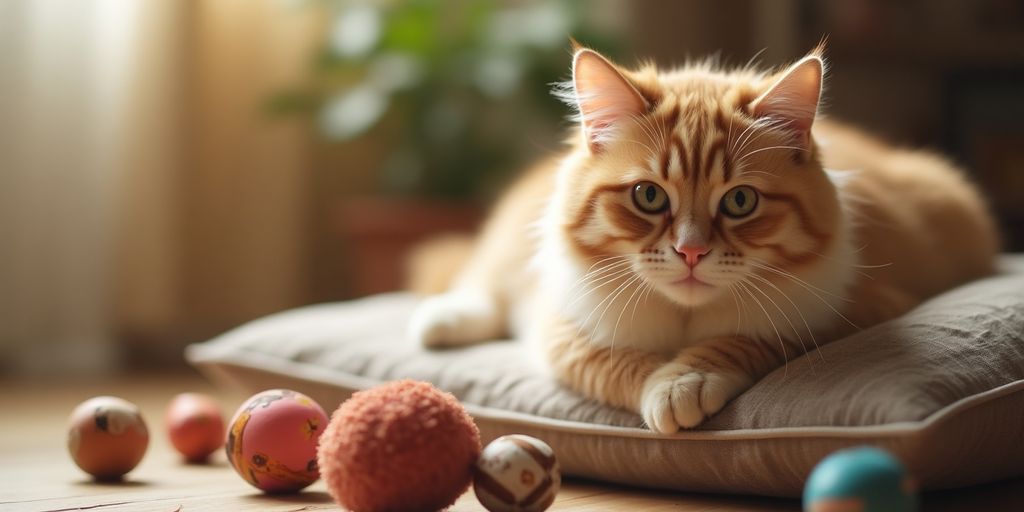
left=640, top=362, right=749, bottom=433
left=409, top=292, right=503, bottom=349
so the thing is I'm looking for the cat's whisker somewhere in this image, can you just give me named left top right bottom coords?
left=733, top=124, right=773, bottom=158
left=610, top=278, right=652, bottom=368
left=728, top=283, right=743, bottom=339
left=748, top=261, right=861, bottom=331
left=566, top=265, right=635, bottom=308
left=748, top=259, right=853, bottom=302
left=731, top=116, right=770, bottom=152
left=732, top=117, right=783, bottom=157
left=730, top=118, right=764, bottom=155
left=631, top=281, right=653, bottom=326
left=737, top=169, right=779, bottom=180
left=726, top=111, right=735, bottom=154
left=617, top=134, right=659, bottom=157
left=575, top=271, right=639, bottom=337
left=734, top=164, right=778, bottom=177
left=579, top=274, right=643, bottom=344
left=572, top=254, right=638, bottom=283
left=744, top=278, right=808, bottom=367
left=564, top=266, right=636, bottom=314
left=733, top=117, right=793, bottom=163
left=747, top=272, right=825, bottom=365
left=804, top=249, right=894, bottom=270
left=630, top=286, right=648, bottom=325
left=735, top=145, right=809, bottom=166
left=735, top=280, right=789, bottom=377
left=582, top=254, right=638, bottom=271
left=566, top=258, right=633, bottom=295
left=747, top=273, right=822, bottom=357
left=654, top=110, right=670, bottom=144
left=634, top=115, right=663, bottom=153
left=734, top=156, right=780, bottom=178
left=803, top=248, right=885, bottom=280
left=594, top=275, right=643, bottom=344
left=641, top=277, right=655, bottom=306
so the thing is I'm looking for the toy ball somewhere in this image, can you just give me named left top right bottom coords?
left=318, top=379, right=481, bottom=512
left=804, top=446, right=918, bottom=512
left=166, top=392, right=225, bottom=462
left=67, top=396, right=149, bottom=480
left=226, top=389, right=328, bottom=493
left=474, top=434, right=560, bottom=512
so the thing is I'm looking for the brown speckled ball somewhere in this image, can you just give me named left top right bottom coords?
left=317, top=380, right=481, bottom=512
left=67, top=396, right=149, bottom=480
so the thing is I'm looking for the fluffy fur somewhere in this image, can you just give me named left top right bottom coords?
left=408, top=46, right=998, bottom=433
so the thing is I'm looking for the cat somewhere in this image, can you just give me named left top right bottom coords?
left=407, top=44, right=999, bottom=433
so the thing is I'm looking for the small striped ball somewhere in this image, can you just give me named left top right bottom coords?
left=474, top=435, right=560, bottom=512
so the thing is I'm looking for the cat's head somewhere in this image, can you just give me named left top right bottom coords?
left=550, top=46, right=843, bottom=309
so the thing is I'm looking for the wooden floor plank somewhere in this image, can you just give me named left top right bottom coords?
left=2, top=373, right=1020, bottom=511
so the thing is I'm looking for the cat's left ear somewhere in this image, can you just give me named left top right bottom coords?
left=750, top=55, right=823, bottom=146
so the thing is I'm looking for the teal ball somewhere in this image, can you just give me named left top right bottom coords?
left=803, top=447, right=918, bottom=512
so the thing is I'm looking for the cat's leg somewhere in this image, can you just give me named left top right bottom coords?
left=640, top=337, right=788, bottom=432
left=542, top=314, right=669, bottom=413
left=410, top=288, right=506, bottom=348
left=543, top=310, right=791, bottom=432
left=409, top=168, right=552, bottom=349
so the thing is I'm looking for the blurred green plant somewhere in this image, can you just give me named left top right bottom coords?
left=271, top=0, right=623, bottom=200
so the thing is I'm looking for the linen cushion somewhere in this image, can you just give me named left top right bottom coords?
left=186, top=256, right=1024, bottom=497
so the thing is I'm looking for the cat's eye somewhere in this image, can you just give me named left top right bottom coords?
left=632, top=181, right=669, bottom=213
left=720, top=186, right=759, bottom=218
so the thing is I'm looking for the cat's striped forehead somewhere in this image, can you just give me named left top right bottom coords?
left=647, top=99, right=734, bottom=185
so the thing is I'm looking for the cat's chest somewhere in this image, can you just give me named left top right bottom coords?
left=572, top=294, right=743, bottom=355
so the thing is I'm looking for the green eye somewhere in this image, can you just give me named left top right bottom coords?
left=632, top=181, right=669, bottom=213
left=720, top=186, right=759, bottom=218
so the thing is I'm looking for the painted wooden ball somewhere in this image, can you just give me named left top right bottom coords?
left=226, top=389, right=328, bottom=493
left=474, top=434, right=560, bottom=512
left=166, top=392, right=225, bottom=462
left=804, top=446, right=918, bottom=512
left=318, top=380, right=481, bottom=512
left=67, top=396, right=149, bottom=480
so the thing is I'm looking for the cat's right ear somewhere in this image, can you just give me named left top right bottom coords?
left=571, top=49, right=649, bottom=154
left=750, top=55, right=823, bottom=147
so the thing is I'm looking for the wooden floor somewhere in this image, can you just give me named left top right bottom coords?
left=2, top=373, right=1022, bottom=511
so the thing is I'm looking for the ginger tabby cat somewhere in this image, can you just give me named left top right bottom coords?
left=408, top=45, right=998, bottom=433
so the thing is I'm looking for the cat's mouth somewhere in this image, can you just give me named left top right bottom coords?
left=671, top=275, right=712, bottom=288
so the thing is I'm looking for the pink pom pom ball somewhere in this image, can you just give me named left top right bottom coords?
left=318, top=380, right=481, bottom=512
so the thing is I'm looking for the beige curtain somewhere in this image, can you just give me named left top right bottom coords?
left=0, top=0, right=145, bottom=374
left=119, top=0, right=321, bottom=364
left=0, top=0, right=319, bottom=375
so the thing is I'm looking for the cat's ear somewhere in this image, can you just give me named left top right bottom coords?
left=572, top=49, right=649, bottom=153
left=750, top=55, right=823, bottom=145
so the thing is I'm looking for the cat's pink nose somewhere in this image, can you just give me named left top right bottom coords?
left=675, top=245, right=711, bottom=267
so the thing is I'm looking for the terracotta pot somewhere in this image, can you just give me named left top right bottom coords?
left=333, top=197, right=482, bottom=296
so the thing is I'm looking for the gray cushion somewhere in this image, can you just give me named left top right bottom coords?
left=187, top=255, right=1024, bottom=497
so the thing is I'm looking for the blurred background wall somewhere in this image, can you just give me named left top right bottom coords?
left=2, top=0, right=1022, bottom=377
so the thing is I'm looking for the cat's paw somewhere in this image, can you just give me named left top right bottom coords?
left=409, top=291, right=504, bottom=349
left=640, top=362, right=749, bottom=433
